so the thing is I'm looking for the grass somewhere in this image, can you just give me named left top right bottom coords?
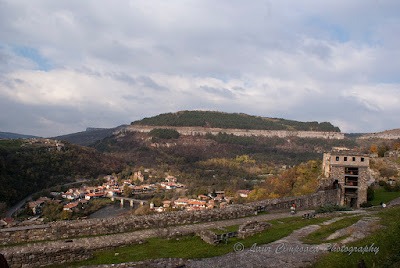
left=301, top=216, right=363, bottom=244
left=0, top=210, right=274, bottom=248
left=311, top=206, right=400, bottom=268
left=55, top=216, right=330, bottom=267
left=371, top=187, right=400, bottom=206
left=209, top=225, right=239, bottom=234
left=0, top=139, right=23, bottom=150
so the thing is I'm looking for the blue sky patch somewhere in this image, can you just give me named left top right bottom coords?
left=306, top=17, right=349, bottom=43
left=12, top=45, right=52, bottom=71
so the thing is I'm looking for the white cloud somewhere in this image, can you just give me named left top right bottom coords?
left=0, top=0, right=400, bottom=136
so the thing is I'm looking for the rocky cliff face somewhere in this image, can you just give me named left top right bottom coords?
left=123, top=125, right=345, bottom=140
left=360, top=129, right=400, bottom=140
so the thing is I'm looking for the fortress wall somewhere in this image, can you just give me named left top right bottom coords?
left=123, top=125, right=345, bottom=139
left=1, top=189, right=339, bottom=267
left=0, top=189, right=339, bottom=247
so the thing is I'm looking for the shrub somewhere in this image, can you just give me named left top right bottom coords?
left=360, top=201, right=373, bottom=208
left=148, top=128, right=180, bottom=139
left=316, top=203, right=352, bottom=213
left=379, top=180, right=388, bottom=187
left=367, top=186, right=375, bottom=201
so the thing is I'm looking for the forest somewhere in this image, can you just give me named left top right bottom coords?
left=132, top=111, right=341, bottom=132
left=0, top=140, right=125, bottom=206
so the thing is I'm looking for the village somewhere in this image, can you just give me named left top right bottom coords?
left=23, top=172, right=253, bottom=221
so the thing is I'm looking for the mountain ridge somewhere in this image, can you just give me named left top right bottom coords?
left=132, top=111, right=341, bottom=132
left=0, top=131, right=39, bottom=139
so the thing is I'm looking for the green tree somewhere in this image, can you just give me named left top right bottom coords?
left=123, top=184, right=132, bottom=197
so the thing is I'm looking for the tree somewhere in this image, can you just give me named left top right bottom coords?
left=123, top=184, right=131, bottom=198
left=370, top=145, right=378, bottom=153
left=378, top=146, right=389, bottom=157
left=367, top=186, right=374, bottom=201
left=151, top=197, right=162, bottom=207
left=394, top=142, right=400, bottom=150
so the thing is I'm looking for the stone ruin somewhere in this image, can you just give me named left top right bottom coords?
left=238, top=221, right=272, bottom=239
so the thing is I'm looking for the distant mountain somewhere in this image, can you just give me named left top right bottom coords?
left=132, top=111, right=341, bottom=132
left=0, top=131, right=39, bottom=139
left=359, top=129, right=400, bottom=140
left=52, top=126, right=126, bottom=146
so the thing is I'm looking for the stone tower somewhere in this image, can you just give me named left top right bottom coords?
left=322, top=152, right=370, bottom=208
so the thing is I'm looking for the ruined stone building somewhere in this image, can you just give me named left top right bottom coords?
left=323, top=152, right=370, bottom=208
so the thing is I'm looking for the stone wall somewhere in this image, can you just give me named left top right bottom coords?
left=238, top=221, right=272, bottom=239
left=123, top=125, right=345, bottom=140
left=0, top=206, right=254, bottom=246
left=197, top=230, right=218, bottom=245
left=3, top=247, right=93, bottom=268
left=0, top=189, right=339, bottom=246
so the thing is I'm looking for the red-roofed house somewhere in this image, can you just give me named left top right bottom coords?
left=188, top=200, right=206, bottom=209
left=237, top=190, right=252, bottom=198
left=63, top=202, right=79, bottom=211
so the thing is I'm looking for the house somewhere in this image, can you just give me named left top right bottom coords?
left=237, top=190, right=252, bottom=198
left=224, top=196, right=235, bottom=203
left=215, top=191, right=225, bottom=196
left=197, top=195, right=209, bottom=200
left=63, top=202, right=79, bottom=211
left=62, top=192, right=77, bottom=200
left=85, top=191, right=105, bottom=200
left=160, top=183, right=177, bottom=190
left=174, top=198, right=191, bottom=207
left=28, top=200, right=45, bottom=215
left=165, top=176, right=177, bottom=183
left=220, top=202, right=228, bottom=208
left=188, top=200, right=206, bottom=209
left=162, top=201, right=173, bottom=208
left=154, top=207, right=165, bottom=213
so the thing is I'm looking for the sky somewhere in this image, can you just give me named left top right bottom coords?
left=1, top=0, right=399, bottom=137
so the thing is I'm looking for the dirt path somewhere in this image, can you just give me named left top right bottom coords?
left=187, top=214, right=379, bottom=268
left=82, top=211, right=379, bottom=268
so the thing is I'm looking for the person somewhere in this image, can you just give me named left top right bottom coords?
left=290, top=204, right=296, bottom=215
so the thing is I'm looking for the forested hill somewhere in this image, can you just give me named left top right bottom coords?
left=132, top=111, right=341, bottom=132
left=0, top=140, right=126, bottom=207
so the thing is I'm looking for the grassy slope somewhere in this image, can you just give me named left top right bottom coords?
left=371, top=188, right=400, bottom=206
left=301, top=216, right=363, bottom=244
left=60, top=217, right=329, bottom=267
left=312, top=206, right=400, bottom=268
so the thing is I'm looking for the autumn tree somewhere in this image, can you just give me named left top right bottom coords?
left=394, top=142, right=400, bottom=150
left=370, top=145, right=378, bottom=153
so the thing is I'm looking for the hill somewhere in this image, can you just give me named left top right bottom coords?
left=0, top=139, right=126, bottom=207
left=52, top=126, right=126, bottom=146
left=0, top=131, right=39, bottom=139
left=132, top=111, right=341, bottom=132
left=359, top=128, right=400, bottom=140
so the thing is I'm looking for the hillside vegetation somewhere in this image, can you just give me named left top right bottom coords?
left=132, top=111, right=341, bottom=132
left=52, top=126, right=125, bottom=146
left=0, top=140, right=125, bottom=206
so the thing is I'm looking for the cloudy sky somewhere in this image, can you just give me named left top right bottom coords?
left=1, top=0, right=399, bottom=137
